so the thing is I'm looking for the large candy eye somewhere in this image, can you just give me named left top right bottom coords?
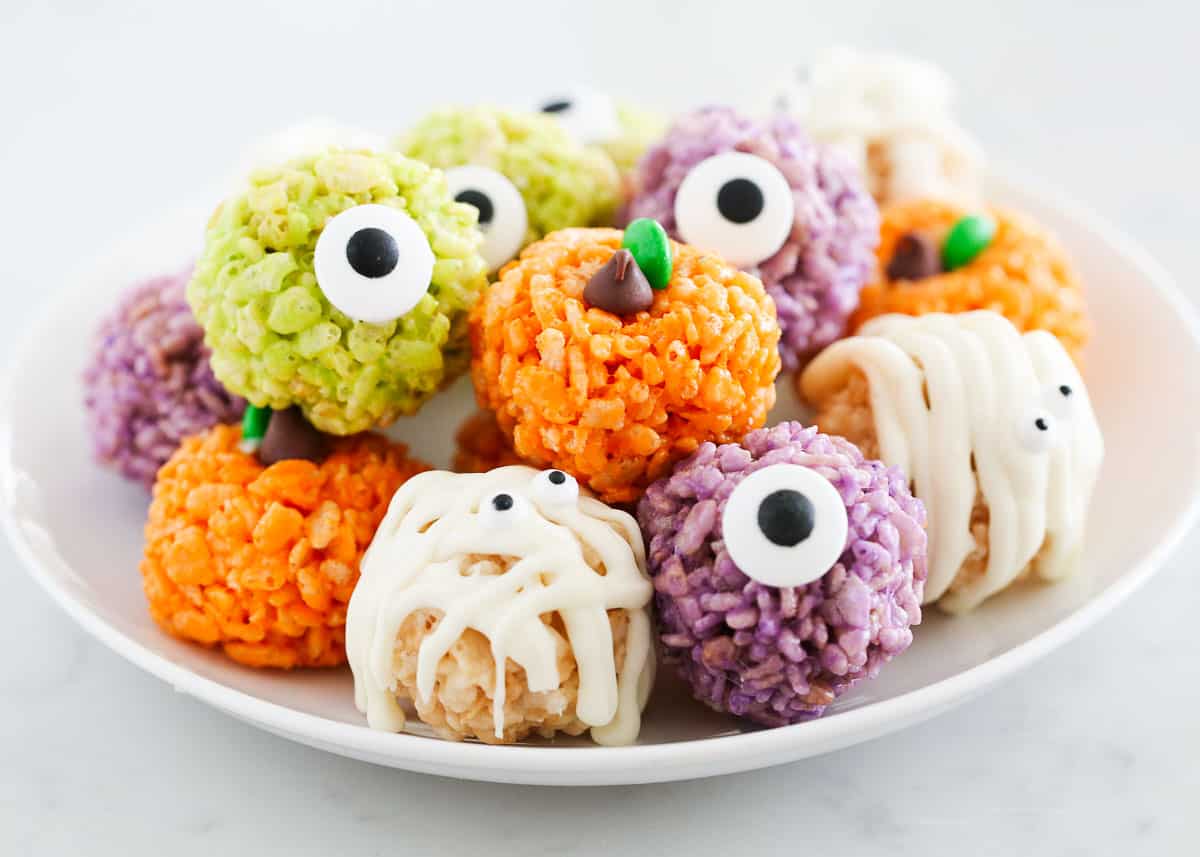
left=1017, top=406, right=1062, bottom=454
left=673, top=152, right=795, bottom=268
left=444, top=165, right=528, bottom=272
left=313, top=204, right=434, bottom=323
left=478, top=490, right=530, bottom=528
left=537, top=89, right=621, bottom=145
left=531, top=469, right=579, bottom=507
left=721, top=464, right=849, bottom=588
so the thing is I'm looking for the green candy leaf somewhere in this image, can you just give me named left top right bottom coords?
left=240, top=405, right=271, bottom=452
left=622, top=218, right=673, bottom=289
left=942, top=214, right=996, bottom=271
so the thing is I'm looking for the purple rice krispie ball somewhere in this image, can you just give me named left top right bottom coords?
left=83, top=267, right=244, bottom=488
left=637, top=421, right=926, bottom=726
left=623, top=106, right=879, bottom=370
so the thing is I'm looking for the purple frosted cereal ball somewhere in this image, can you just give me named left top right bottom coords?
left=637, top=421, right=926, bottom=726
left=83, top=267, right=244, bottom=488
left=623, top=106, right=879, bottom=370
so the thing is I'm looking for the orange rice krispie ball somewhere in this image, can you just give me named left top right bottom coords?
left=141, top=423, right=427, bottom=668
left=852, top=199, right=1090, bottom=360
left=469, top=227, right=781, bottom=504
left=451, top=410, right=526, bottom=473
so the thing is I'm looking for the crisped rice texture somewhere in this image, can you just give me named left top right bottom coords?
left=810, top=370, right=1041, bottom=601
left=141, top=424, right=427, bottom=668
left=470, top=228, right=781, bottom=504
left=188, top=149, right=488, bottom=435
left=391, top=595, right=629, bottom=744
left=637, top=422, right=927, bottom=725
left=452, top=410, right=525, bottom=474
left=84, top=268, right=244, bottom=487
left=399, top=107, right=622, bottom=243
left=853, top=199, right=1090, bottom=360
left=623, top=106, right=879, bottom=370
left=604, top=103, right=667, bottom=178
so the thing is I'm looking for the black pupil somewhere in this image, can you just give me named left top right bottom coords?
left=541, top=99, right=571, bottom=114
left=548, top=470, right=566, bottom=485
left=1035, top=417, right=1050, bottom=431
left=716, top=178, right=765, bottom=224
left=757, top=489, right=815, bottom=548
left=1059, top=385, right=1073, bottom=397
left=455, top=189, right=495, bottom=225
left=492, top=493, right=514, bottom=511
left=345, top=227, right=399, bottom=279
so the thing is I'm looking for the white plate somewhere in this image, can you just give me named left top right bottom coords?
left=3, top=173, right=1199, bottom=786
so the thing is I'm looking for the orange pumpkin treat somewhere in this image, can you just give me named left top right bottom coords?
left=451, top=410, right=526, bottom=474
left=469, top=225, right=781, bottom=504
left=852, top=199, right=1090, bottom=360
left=140, top=423, right=428, bottom=668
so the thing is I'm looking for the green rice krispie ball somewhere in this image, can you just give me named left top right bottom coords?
left=188, top=149, right=488, bottom=435
left=603, top=102, right=666, bottom=177
left=397, top=107, right=622, bottom=271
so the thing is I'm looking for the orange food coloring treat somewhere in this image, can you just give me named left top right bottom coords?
left=140, top=424, right=427, bottom=668
left=470, top=228, right=781, bottom=504
left=452, top=410, right=526, bottom=474
left=853, top=199, right=1090, bottom=360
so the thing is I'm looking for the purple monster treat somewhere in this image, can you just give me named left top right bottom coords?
left=622, top=106, right=879, bottom=370
left=637, top=421, right=926, bottom=726
left=83, top=267, right=244, bottom=488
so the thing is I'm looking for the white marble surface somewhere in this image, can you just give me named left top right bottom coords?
left=1, top=0, right=1197, bottom=854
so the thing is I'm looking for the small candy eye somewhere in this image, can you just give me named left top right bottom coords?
left=673, top=152, right=795, bottom=268
left=312, top=203, right=434, bottom=323
left=479, top=490, right=529, bottom=527
left=537, top=89, right=622, bottom=145
left=1017, top=407, right=1062, bottom=453
left=1044, top=382, right=1076, bottom=420
left=444, top=165, right=528, bottom=272
left=721, top=464, right=849, bottom=588
left=531, top=469, right=579, bottom=507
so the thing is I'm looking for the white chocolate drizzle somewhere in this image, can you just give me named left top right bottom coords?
left=346, top=466, right=654, bottom=745
left=801, top=312, right=1104, bottom=612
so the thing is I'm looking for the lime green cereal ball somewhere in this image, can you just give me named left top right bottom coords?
left=603, top=103, right=667, bottom=176
left=398, top=107, right=622, bottom=245
left=187, top=149, right=488, bottom=435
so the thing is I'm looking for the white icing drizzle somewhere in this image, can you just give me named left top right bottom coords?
left=801, top=312, right=1104, bottom=612
left=346, top=466, right=654, bottom=745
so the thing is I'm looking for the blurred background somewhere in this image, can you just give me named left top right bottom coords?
left=1, top=1, right=1196, bottom=855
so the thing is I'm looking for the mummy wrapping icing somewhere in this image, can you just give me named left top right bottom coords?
left=638, top=422, right=927, bottom=725
left=187, top=149, right=488, bottom=435
left=346, top=466, right=655, bottom=745
left=771, top=47, right=984, bottom=207
left=469, top=226, right=781, bottom=504
left=398, top=106, right=622, bottom=271
left=854, top=199, right=1091, bottom=360
left=800, top=311, right=1104, bottom=613
left=622, top=106, right=879, bottom=368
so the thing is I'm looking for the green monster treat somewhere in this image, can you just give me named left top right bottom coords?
left=188, top=149, right=488, bottom=435
left=533, top=91, right=665, bottom=178
left=398, top=107, right=622, bottom=272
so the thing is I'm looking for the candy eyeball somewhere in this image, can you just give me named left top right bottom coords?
left=531, top=468, right=580, bottom=508
left=1045, top=382, right=1076, bottom=420
left=721, top=464, right=849, bottom=588
left=478, top=489, right=531, bottom=527
left=445, top=165, right=528, bottom=272
left=1017, top=406, right=1062, bottom=454
left=537, top=89, right=622, bottom=145
left=673, top=151, right=795, bottom=268
left=312, top=203, right=435, bottom=323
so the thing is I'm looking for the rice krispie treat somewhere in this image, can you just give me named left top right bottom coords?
left=347, top=466, right=655, bottom=745
left=801, top=311, right=1104, bottom=613
left=532, top=89, right=665, bottom=177
left=141, top=419, right=427, bottom=667
left=469, top=224, right=781, bottom=504
left=398, top=107, right=622, bottom=272
left=852, top=199, right=1091, bottom=360
left=770, top=47, right=984, bottom=207
left=639, top=422, right=927, bottom=725
left=188, top=149, right=488, bottom=435
left=451, top=410, right=525, bottom=474
left=622, top=106, right=879, bottom=369
left=84, top=267, right=244, bottom=488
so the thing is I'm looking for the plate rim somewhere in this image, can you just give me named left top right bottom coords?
left=4, top=169, right=1200, bottom=784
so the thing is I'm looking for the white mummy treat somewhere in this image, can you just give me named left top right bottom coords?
left=800, top=311, right=1103, bottom=613
left=768, top=47, right=984, bottom=207
left=346, top=466, right=655, bottom=745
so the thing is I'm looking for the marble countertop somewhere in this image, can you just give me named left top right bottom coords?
left=1, top=1, right=1196, bottom=854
